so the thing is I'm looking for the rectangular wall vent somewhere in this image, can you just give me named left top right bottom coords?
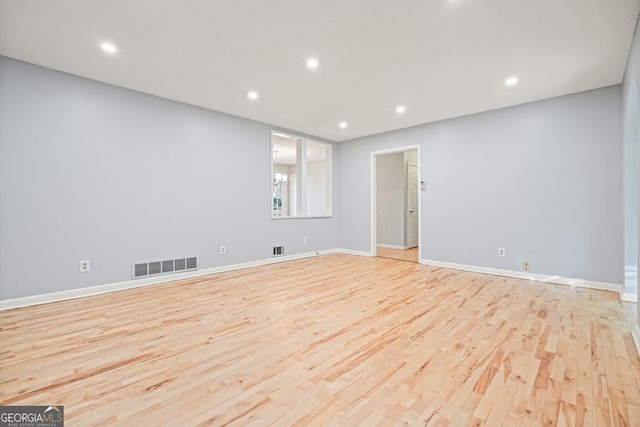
left=149, top=261, right=161, bottom=275
left=132, top=256, right=197, bottom=279
left=272, top=246, right=285, bottom=256
left=187, top=257, right=197, bottom=269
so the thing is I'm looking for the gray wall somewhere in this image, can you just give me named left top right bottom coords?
left=0, top=54, right=627, bottom=301
left=0, top=56, right=338, bottom=299
left=622, top=17, right=640, bottom=323
left=339, top=86, right=623, bottom=285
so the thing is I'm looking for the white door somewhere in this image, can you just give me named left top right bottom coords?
left=407, top=162, right=418, bottom=248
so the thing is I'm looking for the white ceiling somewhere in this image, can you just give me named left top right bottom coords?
left=1, top=0, right=638, bottom=142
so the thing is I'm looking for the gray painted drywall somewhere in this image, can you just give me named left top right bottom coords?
left=339, top=86, right=623, bottom=285
left=0, top=56, right=338, bottom=299
left=376, top=152, right=405, bottom=247
left=622, top=16, right=640, bottom=323
left=0, top=54, right=627, bottom=301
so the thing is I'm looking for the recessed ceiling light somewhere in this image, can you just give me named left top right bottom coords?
left=396, top=105, right=406, bottom=114
left=306, top=58, right=319, bottom=69
left=505, top=76, right=519, bottom=86
left=339, top=122, right=347, bottom=129
left=101, top=43, right=117, bottom=53
left=248, top=91, right=259, bottom=100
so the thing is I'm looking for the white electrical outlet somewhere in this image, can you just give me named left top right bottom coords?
left=80, top=259, right=90, bottom=273
left=498, top=248, right=506, bottom=257
left=523, top=261, right=529, bottom=271
left=220, top=245, right=226, bottom=255
left=304, top=237, right=308, bottom=244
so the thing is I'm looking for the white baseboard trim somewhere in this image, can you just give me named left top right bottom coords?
left=622, top=292, right=638, bottom=303
left=0, top=250, right=331, bottom=311
left=420, top=258, right=624, bottom=295
left=376, top=244, right=408, bottom=250
left=335, top=248, right=375, bottom=257
left=2, top=250, right=629, bottom=311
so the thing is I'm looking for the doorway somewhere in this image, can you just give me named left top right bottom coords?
left=371, top=146, right=421, bottom=263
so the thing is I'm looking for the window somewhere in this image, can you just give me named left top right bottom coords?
left=272, top=131, right=332, bottom=218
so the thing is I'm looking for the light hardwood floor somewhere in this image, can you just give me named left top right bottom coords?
left=377, top=247, right=419, bottom=263
left=1, top=254, right=639, bottom=426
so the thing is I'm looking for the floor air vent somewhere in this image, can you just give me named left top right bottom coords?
left=132, top=257, right=197, bottom=279
left=273, top=246, right=284, bottom=256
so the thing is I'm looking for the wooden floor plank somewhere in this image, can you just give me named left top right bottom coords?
left=1, top=254, right=639, bottom=425
left=376, top=246, right=418, bottom=263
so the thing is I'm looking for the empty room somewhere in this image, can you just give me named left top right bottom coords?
left=2, top=1, right=640, bottom=425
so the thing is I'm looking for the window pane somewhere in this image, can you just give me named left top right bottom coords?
left=272, top=134, right=296, bottom=217
left=272, top=131, right=331, bottom=218
left=306, top=141, right=331, bottom=216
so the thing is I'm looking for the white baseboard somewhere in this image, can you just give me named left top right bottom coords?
left=376, top=244, right=408, bottom=250
left=0, top=250, right=330, bottom=311
left=420, top=258, right=624, bottom=295
left=622, top=292, right=638, bottom=303
left=1, top=250, right=630, bottom=311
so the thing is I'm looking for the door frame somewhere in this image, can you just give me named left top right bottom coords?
left=370, top=145, right=422, bottom=261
